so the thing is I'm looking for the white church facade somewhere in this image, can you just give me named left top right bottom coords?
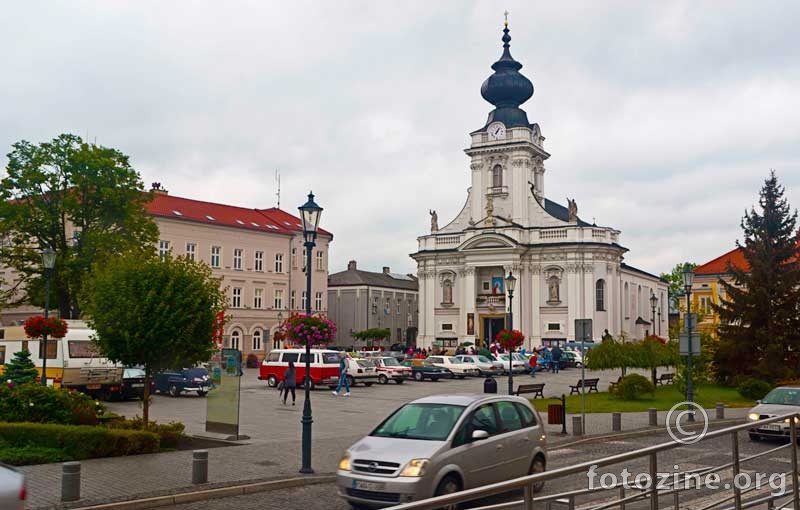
left=411, top=22, right=668, bottom=351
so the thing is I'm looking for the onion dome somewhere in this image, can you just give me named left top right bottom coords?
left=479, top=21, right=534, bottom=130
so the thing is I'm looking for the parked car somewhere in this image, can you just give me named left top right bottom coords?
left=344, top=358, right=378, bottom=387
left=401, top=360, right=453, bottom=381
left=154, top=367, right=214, bottom=397
left=337, top=394, right=547, bottom=508
left=747, top=385, right=798, bottom=441
left=454, top=355, right=502, bottom=376
left=564, top=349, right=585, bottom=367
left=115, top=367, right=154, bottom=400
left=494, top=353, right=528, bottom=373
left=0, top=463, right=25, bottom=510
left=426, top=356, right=480, bottom=379
left=373, top=357, right=412, bottom=384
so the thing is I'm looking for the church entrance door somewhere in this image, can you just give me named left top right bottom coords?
left=480, top=315, right=506, bottom=349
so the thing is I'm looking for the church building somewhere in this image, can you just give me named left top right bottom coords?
left=411, top=22, right=668, bottom=350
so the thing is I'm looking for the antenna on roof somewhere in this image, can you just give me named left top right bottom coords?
left=275, top=169, right=281, bottom=209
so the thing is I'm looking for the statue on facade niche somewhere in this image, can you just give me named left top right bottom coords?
left=567, top=198, right=578, bottom=222
left=429, top=210, right=438, bottom=232
left=547, top=277, right=560, bottom=302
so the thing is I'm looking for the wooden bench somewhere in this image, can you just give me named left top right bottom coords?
left=516, top=383, right=546, bottom=399
left=569, top=378, right=600, bottom=395
left=656, top=373, right=675, bottom=386
left=608, top=376, right=622, bottom=392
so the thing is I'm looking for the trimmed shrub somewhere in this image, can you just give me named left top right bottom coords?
left=612, top=373, right=655, bottom=400
left=0, top=444, right=71, bottom=465
left=738, top=378, right=772, bottom=401
left=0, top=383, right=104, bottom=425
left=106, top=416, right=185, bottom=449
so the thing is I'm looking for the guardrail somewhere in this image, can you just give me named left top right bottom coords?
left=385, top=413, right=800, bottom=510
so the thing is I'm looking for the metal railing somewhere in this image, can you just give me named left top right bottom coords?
left=385, top=413, right=800, bottom=510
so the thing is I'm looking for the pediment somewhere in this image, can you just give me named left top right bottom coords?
left=459, top=233, right=517, bottom=251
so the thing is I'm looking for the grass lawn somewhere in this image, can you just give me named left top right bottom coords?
left=530, top=384, right=755, bottom=414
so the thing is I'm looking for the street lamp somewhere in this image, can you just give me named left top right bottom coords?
left=649, top=290, right=658, bottom=337
left=505, top=271, right=517, bottom=395
left=682, top=263, right=696, bottom=422
left=298, top=191, right=322, bottom=474
left=40, top=247, right=56, bottom=387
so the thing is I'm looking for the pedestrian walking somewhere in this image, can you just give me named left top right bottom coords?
left=282, top=361, right=297, bottom=405
left=332, top=352, right=350, bottom=396
left=529, top=352, right=538, bottom=377
left=551, top=345, right=562, bottom=374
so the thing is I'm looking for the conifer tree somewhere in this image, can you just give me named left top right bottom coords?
left=715, top=172, right=800, bottom=383
left=4, top=350, right=39, bottom=384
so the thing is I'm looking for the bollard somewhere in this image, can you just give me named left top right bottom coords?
left=61, top=461, right=81, bottom=502
left=612, top=412, right=622, bottom=432
left=560, top=394, right=568, bottom=435
left=572, top=416, right=584, bottom=436
left=648, top=408, right=657, bottom=426
left=716, top=402, right=725, bottom=420
left=192, top=450, right=209, bottom=484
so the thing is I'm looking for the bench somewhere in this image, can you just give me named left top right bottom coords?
left=516, top=383, right=545, bottom=399
left=569, top=378, right=600, bottom=395
left=656, top=373, right=675, bottom=386
left=608, top=376, right=622, bottom=392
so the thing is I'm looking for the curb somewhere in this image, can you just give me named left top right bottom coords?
left=69, top=475, right=336, bottom=510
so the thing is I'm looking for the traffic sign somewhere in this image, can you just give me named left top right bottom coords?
left=684, top=313, right=697, bottom=333
left=679, top=332, right=701, bottom=355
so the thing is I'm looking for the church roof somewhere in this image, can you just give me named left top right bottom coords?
left=329, top=265, right=418, bottom=291
left=543, top=198, right=591, bottom=226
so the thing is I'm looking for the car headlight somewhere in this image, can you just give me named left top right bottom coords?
left=400, top=459, right=429, bottom=477
left=338, top=453, right=351, bottom=471
left=748, top=413, right=760, bottom=421
left=784, top=417, right=800, bottom=424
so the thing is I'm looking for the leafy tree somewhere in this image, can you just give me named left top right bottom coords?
left=353, top=328, right=391, bottom=347
left=714, top=172, right=800, bottom=384
left=585, top=336, right=636, bottom=377
left=4, top=350, right=39, bottom=385
left=0, top=134, right=158, bottom=318
left=80, top=252, right=226, bottom=425
left=660, top=262, right=697, bottom=312
left=629, top=336, right=677, bottom=387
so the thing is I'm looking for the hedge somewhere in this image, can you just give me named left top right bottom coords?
left=0, top=383, right=104, bottom=425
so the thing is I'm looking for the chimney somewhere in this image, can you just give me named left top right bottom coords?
left=383, top=266, right=390, bottom=274
left=347, top=260, right=357, bottom=271
left=150, top=182, right=168, bottom=195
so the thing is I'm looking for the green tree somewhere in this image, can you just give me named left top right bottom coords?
left=4, top=350, right=39, bottom=385
left=585, top=336, right=636, bottom=377
left=715, top=172, right=800, bottom=383
left=0, top=134, right=158, bottom=319
left=660, top=262, right=697, bottom=312
left=80, top=252, right=226, bottom=425
left=353, top=328, right=391, bottom=347
left=629, top=336, right=677, bottom=387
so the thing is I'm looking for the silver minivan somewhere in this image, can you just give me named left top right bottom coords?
left=337, top=394, right=547, bottom=509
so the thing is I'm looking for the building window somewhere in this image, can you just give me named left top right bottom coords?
left=397, top=299, right=401, bottom=315
left=274, top=289, right=284, bottom=310
left=159, top=240, right=170, bottom=260
left=316, top=251, right=324, bottom=270
left=699, top=296, right=713, bottom=314
left=442, top=280, right=453, bottom=305
left=230, top=330, right=240, bottom=350
left=301, top=291, right=307, bottom=310
left=292, top=247, right=297, bottom=268
left=211, top=246, right=221, bottom=268
left=548, top=323, right=560, bottom=331
left=254, top=251, right=264, bottom=272
left=185, top=243, right=196, bottom=261
left=254, top=288, right=263, bottom=309
left=233, top=248, right=243, bottom=270
left=252, top=330, right=262, bottom=351
left=291, top=290, right=296, bottom=310
left=595, top=279, right=606, bottom=311
left=232, top=288, right=242, bottom=308
left=442, top=323, right=453, bottom=331
left=275, top=253, right=284, bottom=273
left=492, top=164, right=503, bottom=188
left=315, top=292, right=322, bottom=311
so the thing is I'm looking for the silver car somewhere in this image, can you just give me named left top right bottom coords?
left=747, top=386, right=800, bottom=441
left=337, top=394, right=547, bottom=508
left=454, top=355, right=502, bottom=376
left=0, top=464, right=25, bottom=510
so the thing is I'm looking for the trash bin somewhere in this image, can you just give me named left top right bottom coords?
left=548, top=404, right=563, bottom=425
left=483, top=376, right=497, bottom=394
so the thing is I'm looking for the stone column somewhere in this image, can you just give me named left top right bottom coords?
left=583, top=264, right=594, bottom=337
left=462, top=267, right=476, bottom=343
left=530, top=264, right=541, bottom=347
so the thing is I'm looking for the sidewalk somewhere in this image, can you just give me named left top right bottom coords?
left=19, top=407, right=749, bottom=510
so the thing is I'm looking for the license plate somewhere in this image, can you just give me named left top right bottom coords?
left=353, top=480, right=385, bottom=491
left=87, top=384, right=101, bottom=390
left=761, top=424, right=782, bottom=432
left=131, top=383, right=144, bottom=388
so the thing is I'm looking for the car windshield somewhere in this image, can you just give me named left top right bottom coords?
left=356, top=359, right=374, bottom=368
left=124, top=368, right=145, bottom=378
left=761, top=388, right=800, bottom=405
left=448, top=357, right=460, bottom=363
left=371, top=403, right=466, bottom=441
left=382, top=357, right=399, bottom=366
left=477, top=356, right=491, bottom=363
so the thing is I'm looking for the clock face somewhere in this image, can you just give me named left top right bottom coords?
left=488, top=122, right=506, bottom=140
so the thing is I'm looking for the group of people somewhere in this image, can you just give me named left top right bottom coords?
left=527, top=345, right=563, bottom=377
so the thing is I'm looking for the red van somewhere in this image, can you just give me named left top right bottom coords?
left=258, top=349, right=340, bottom=390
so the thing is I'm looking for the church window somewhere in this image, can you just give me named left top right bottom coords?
left=442, top=280, right=453, bottom=305
left=492, top=165, right=503, bottom=188
left=595, top=279, right=606, bottom=311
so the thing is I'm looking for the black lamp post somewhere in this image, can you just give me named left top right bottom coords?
left=275, top=310, right=283, bottom=349
left=649, top=290, right=658, bottom=337
left=40, top=247, right=56, bottom=387
left=505, top=271, right=516, bottom=395
left=682, top=263, right=695, bottom=422
left=298, top=191, right=322, bottom=474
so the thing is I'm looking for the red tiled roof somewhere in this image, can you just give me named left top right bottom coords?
left=145, top=193, right=332, bottom=238
left=694, top=247, right=749, bottom=275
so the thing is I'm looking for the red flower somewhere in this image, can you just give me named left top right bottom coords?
left=495, top=329, right=525, bottom=350
left=24, top=315, right=68, bottom=339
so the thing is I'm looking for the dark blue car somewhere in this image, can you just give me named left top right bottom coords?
left=154, top=367, right=213, bottom=397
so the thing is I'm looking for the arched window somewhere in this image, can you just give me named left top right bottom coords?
left=595, top=279, right=605, bottom=311
left=230, top=330, right=240, bottom=350
left=252, top=330, right=262, bottom=351
left=492, top=165, right=503, bottom=188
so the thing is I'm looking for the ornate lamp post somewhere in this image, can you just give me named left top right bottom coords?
left=649, top=290, right=658, bottom=337
left=298, top=191, right=322, bottom=474
left=682, top=263, right=696, bottom=422
left=505, top=271, right=516, bottom=395
left=40, top=247, right=56, bottom=386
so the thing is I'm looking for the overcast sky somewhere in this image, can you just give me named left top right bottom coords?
left=2, top=1, right=799, bottom=277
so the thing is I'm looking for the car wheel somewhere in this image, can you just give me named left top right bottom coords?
left=197, top=390, right=207, bottom=397
left=378, top=374, right=389, bottom=385
left=395, top=379, right=404, bottom=384
left=529, top=455, right=546, bottom=493
left=267, top=375, right=278, bottom=388
left=434, top=474, right=462, bottom=510
left=168, top=384, right=179, bottom=397
left=749, top=432, right=761, bottom=442
left=346, top=375, right=356, bottom=387
left=414, top=372, right=424, bottom=381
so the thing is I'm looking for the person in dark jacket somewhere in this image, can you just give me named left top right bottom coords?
left=282, top=361, right=297, bottom=405
left=551, top=346, right=563, bottom=374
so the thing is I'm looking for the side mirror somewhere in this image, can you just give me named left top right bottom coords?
left=471, top=430, right=489, bottom=441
